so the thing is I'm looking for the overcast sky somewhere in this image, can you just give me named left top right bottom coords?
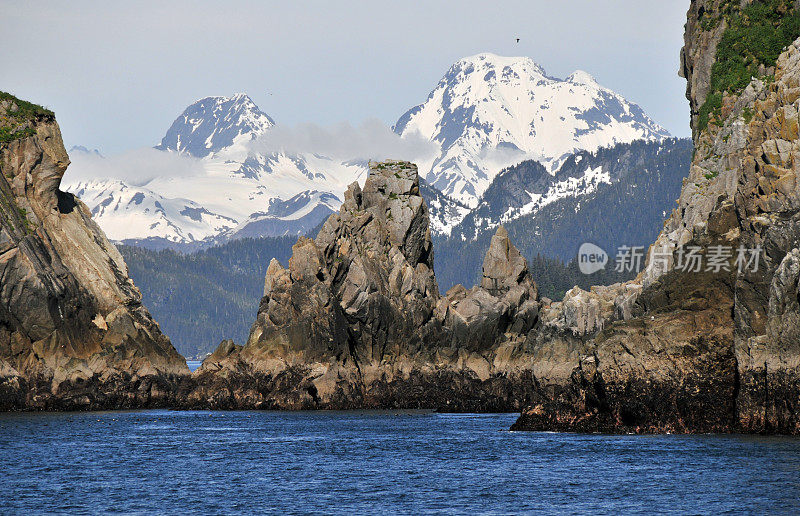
left=1, top=1, right=690, bottom=154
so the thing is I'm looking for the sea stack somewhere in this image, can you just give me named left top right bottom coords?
left=191, top=161, right=542, bottom=410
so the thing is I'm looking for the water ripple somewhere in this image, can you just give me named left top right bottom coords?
left=1, top=410, right=799, bottom=514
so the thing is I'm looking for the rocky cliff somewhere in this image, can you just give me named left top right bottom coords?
left=513, top=0, right=800, bottom=434
left=191, top=161, right=543, bottom=410
left=0, top=93, right=189, bottom=410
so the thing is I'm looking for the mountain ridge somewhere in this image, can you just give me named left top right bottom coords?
left=64, top=94, right=365, bottom=249
left=63, top=53, right=672, bottom=249
left=394, top=52, right=670, bottom=206
left=155, top=93, right=275, bottom=158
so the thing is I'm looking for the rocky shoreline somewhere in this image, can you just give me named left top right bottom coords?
left=0, top=118, right=797, bottom=431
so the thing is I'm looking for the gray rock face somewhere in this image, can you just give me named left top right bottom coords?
left=315, top=161, right=441, bottom=362
left=767, top=248, right=800, bottom=346
left=514, top=5, right=800, bottom=435
left=480, top=226, right=533, bottom=296
left=0, top=98, right=189, bottom=410
left=245, top=235, right=350, bottom=363
left=682, top=35, right=800, bottom=433
left=740, top=245, right=800, bottom=432
left=542, top=283, right=640, bottom=336
left=437, top=225, right=539, bottom=349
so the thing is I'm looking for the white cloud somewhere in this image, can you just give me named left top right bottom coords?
left=246, top=119, right=440, bottom=163
left=477, top=144, right=541, bottom=173
left=61, top=120, right=440, bottom=188
left=63, top=147, right=205, bottom=187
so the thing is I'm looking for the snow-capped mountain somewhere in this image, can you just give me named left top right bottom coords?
left=64, top=94, right=366, bottom=249
left=419, top=179, right=471, bottom=237
left=68, top=179, right=237, bottom=244
left=432, top=138, right=693, bottom=290
left=155, top=93, right=275, bottom=158
left=394, top=53, right=670, bottom=207
left=64, top=93, right=471, bottom=247
left=64, top=54, right=673, bottom=249
left=227, top=190, right=340, bottom=240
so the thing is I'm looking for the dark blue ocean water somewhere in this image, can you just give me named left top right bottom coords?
left=1, top=411, right=799, bottom=515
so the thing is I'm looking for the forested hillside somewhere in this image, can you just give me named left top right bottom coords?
left=434, top=139, right=692, bottom=290
left=120, top=237, right=296, bottom=358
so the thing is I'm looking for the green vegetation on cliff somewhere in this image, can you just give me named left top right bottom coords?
left=0, top=91, right=54, bottom=143
left=699, top=0, right=800, bottom=131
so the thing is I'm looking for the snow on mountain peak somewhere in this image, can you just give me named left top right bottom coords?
left=566, top=70, right=598, bottom=86
left=67, top=54, right=672, bottom=247
left=65, top=93, right=368, bottom=248
left=155, top=93, right=275, bottom=158
left=451, top=52, right=548, bottom=79
left=395, top=53, right=670, bottom=207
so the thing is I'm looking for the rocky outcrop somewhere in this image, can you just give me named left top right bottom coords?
left=0, top=94, right=189, bottom=410
left=436, top=226, right=539, bottom=349
left=191, top=161, right=543, bottom=410
left=193, top=103, right=797, bottom=432
left=680, top=0, right=730, bottom=138
left=513, top=1, right=800, bottom=434
left=8, top=3, right=799, bottom=428
left=513, top=267, right=737, bottom=433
